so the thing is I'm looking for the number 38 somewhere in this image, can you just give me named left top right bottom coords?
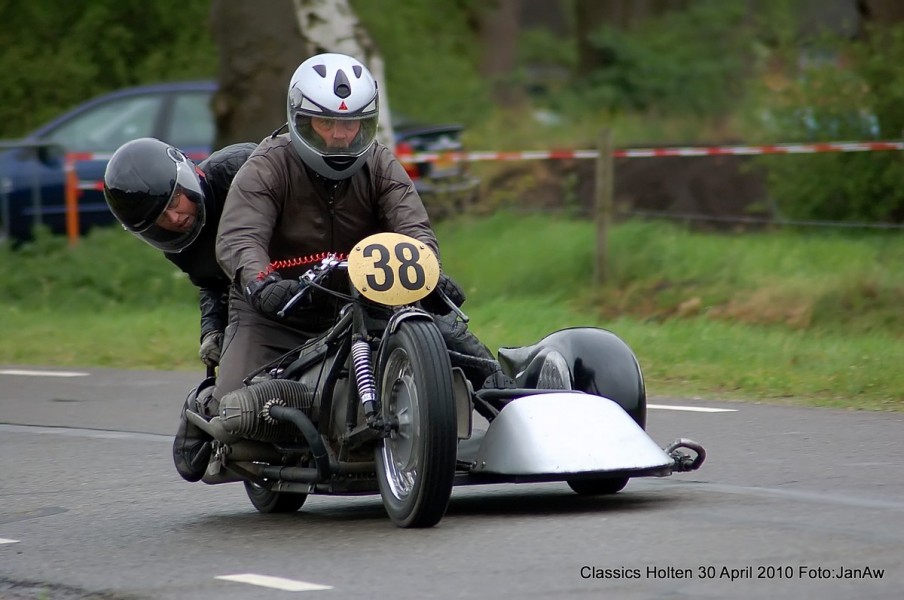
left=348, top=232, right=441, bottom=306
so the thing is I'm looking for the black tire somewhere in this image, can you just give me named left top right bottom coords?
left=375, top=319, right=457, bottom=528
left=243, top=481, right=308, bottom=513
left=567, top=477, right=629, bottom=496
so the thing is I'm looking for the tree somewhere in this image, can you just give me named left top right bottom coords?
left=477, top=0, right=523, bottom=106
left=210, top=0, right=394, bottom=150
left=293, top=0, right=395, bottom=149
left=574, top=0, right=688, bottom=71
left=210, top=0, right=308, bottom=149
left=857, top=0, right=904, bottom=27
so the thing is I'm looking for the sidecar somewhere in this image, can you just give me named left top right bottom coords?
left=452, top=327, right=704, bottom=494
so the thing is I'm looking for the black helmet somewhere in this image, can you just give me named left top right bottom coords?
left=103, top=137, right=207, bottom=253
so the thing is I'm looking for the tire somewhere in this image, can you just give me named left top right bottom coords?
left=243, top=481, right=308, bottom=513
left=375, top=319, right=457, bottom=528
left=567, top=477, right=629, bottom=496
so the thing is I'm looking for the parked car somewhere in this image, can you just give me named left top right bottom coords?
left=0, top=80, right=477, bottom=245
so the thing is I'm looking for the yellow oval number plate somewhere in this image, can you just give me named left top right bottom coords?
left=348, top=232, right=440, bottom=306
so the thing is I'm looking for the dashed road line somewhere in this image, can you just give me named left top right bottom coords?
left=648, top=404, right=737, bottom=413
left=216, top=574, right=333, bottom=592
left=0, top=369, right=89, bottom=377
left=0, top=538, right=21, bottom=545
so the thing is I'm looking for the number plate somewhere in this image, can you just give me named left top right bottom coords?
left=347, top=232, right=440, bottom=306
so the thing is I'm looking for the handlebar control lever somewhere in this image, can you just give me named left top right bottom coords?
left=439, top=289, right=470, bottom=323
left=277, top=283, right=309, bottom=319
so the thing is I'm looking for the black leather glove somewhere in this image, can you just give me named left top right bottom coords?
left=421, top=273, right=466, bottom=315
left=245, top=273, right=303, bottom=317
left=198, top=330, right=223, bottom=367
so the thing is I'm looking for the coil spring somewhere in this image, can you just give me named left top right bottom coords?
left=351, top=338, right=376, bottom=405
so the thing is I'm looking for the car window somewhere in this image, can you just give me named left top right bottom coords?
left=166, top=92, right=215, bottom=149
left=45, top=95, right=162, bottom=152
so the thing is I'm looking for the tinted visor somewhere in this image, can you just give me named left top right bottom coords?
left=132, top=161, right=206, bottom=253
left=295, top=114, right=378, bottom=157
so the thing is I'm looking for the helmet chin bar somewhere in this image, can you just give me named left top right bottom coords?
left=324, top=156, right=357, bottom=170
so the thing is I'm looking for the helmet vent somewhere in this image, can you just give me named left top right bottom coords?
left=333, top=70, right=351, bottom=98
left=312, top=64, right=327, bottom=78
left=353, top=65, right=362, bottom=78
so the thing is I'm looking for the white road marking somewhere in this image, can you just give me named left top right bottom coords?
left=0, top=369, right=88, bottom=377
left=648, top=404, right=737, bottom=413
left=216, top=574, right=333, bottom=592
left=0, top=424, right=169, bottom=442
left=0, top=538, right=21, bottom=545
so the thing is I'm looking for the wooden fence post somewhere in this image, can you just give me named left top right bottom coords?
left=593, top=128, right=613, bottom=286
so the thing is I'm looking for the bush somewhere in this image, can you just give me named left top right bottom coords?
left=745, top=23, right=904, bottom=225
left=0, top=225, right=196, bottom=309
left=572, top=0, right=752, bottom=117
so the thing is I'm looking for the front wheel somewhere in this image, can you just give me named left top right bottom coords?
left=376, top=319, right=457, bottom=528
left=243, top=481, right=308, bottom=513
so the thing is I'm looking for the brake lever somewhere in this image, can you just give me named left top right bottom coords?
left=277, top=285, right=308, bottom=319
left=439, top=289, right=469, bottom=323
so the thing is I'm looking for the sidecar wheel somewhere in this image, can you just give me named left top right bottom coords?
left=567, top=477, right=629, bottom=496
left=243, top=481, right=308, bottom=513
left=376, top=320, right=457, bottom=528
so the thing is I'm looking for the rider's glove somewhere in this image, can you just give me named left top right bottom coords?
left=198, top=330, right=223, bottom=367
left=245, top=272, right=303, bottom=317
left=421, top=273, right=466, bottom=316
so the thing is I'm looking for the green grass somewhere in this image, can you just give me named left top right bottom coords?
left=2, top=214, right=902, bottom=410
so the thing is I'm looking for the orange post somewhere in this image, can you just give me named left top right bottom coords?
left=64, top=154, right=80, bottom=247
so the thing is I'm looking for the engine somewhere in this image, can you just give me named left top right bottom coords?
left=218, top=379, right=314, bottom=442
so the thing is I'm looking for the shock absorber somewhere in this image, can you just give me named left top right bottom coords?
left=351, top=335, right=377, bottom=420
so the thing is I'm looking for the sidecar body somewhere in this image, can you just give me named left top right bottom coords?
left=453, top=327, right=703, bottom=490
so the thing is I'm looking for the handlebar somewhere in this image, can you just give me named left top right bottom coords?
left=273, top=253, right=468, bottom=322
left=276, top=255, right=347, bottom=319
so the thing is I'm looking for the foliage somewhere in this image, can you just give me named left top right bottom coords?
left=563, top=0, right=753, bottom=117
left=349, top=0, right=492, bottom=125
left=0, top=225, right=197, bottom=309
left=741, top=20, right=904, bottom=224
left=0, top=0, right=216, bottom=139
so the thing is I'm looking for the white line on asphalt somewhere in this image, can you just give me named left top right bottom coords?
left=216, top=574, right=333, bottom=592
left=0, top=424, right=170, bottom=442
left=648, top=404, right=737, bottom=413
left=0, top=538, right=21, bottom=544
left=0, top=369, right=89, bottom=377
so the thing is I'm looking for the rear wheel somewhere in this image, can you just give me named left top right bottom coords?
left=243, top=481, right=308, bottom=513
left=376, top=320, right=457, bottom=528
left=567, top=477, right=629, bottom=496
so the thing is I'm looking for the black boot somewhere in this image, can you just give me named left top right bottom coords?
left=172, top=378, right=216, bottom=483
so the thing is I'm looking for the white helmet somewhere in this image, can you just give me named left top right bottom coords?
left=287, top=53, right=379, bottom=180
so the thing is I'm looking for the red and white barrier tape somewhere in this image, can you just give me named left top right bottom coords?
left=398, top=140, right=904, bottom=164
left=63, top=140, right=904, bottom=192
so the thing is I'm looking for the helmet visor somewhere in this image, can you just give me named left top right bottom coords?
left=294, top=114, right=378, bottom=157
left=131, top=161, right=206, bottom=253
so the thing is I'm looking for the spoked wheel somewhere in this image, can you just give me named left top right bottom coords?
left=243, top=481, right=308, bottom=513
left=376, top=320, right=457, bottom=528
left=567, top=477, right=629, bottom=496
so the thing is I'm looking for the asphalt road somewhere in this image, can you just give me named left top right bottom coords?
left=1, top=365, right=902, bottom=599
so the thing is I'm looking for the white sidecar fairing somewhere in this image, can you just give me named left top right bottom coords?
left=468, top=392, right=672, bottom=477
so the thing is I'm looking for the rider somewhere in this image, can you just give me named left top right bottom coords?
left=102, top=137, right=257, bottom=480
left=212, top=53, right=500, bottom=453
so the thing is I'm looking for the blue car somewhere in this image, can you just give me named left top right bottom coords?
left=0, top=81, right=216, bottom=244
left=0, top=80, right=476, bottom=245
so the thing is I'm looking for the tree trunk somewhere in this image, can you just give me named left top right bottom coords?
left=292, top=0, right=395, bottom=150
left=478, top=0, right=523, bottom=106
left=857, top=0, right=904, bottom=26
left=210, top=0, right=308, bottom=150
